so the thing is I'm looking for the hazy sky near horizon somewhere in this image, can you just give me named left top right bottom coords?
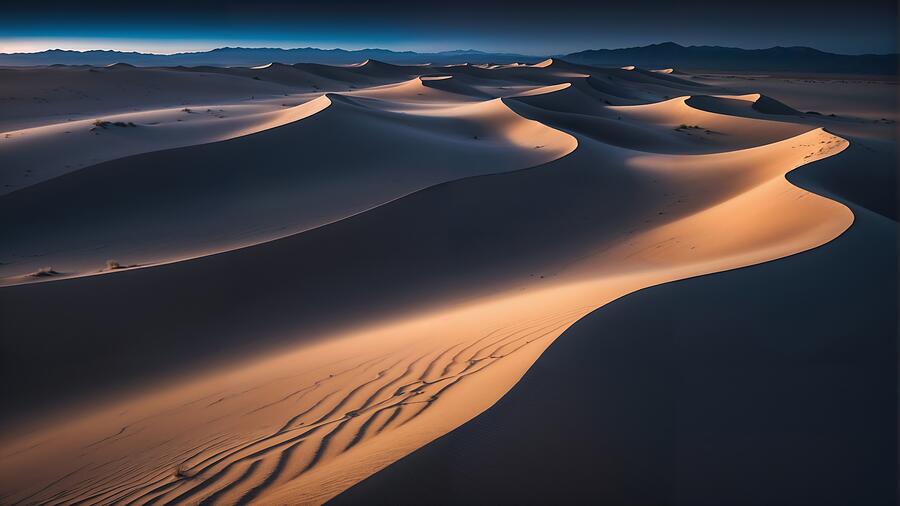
left=2, top=0, right=897, bottom=55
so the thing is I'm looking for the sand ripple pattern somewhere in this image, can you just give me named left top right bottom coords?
left=0, top=60, right=858, bottom=505
left=5, top=309, right=587, bottom=505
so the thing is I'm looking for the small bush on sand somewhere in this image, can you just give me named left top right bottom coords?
left=105, top=259, right=139, bottom=271
left=92, top=120, right=137, bottom=130
left=29, top=266, right=58, bottom=277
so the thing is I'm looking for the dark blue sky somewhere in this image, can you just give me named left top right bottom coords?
left=2, top=0, right=897, bottom=55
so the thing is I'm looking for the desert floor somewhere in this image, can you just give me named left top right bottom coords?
left=0, top=61, right=896, bottom=505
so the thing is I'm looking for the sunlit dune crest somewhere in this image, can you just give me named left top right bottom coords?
left=714, top=92, right=762, bottom=101
left=0, top=56, right=881, bottom=506
left=509, top=82, right=572, bottom=97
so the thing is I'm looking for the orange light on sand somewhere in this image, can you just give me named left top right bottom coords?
left=0, top=59, right=860, bottom=505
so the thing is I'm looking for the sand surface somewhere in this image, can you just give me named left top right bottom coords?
left=333, top=161, right=897, bottom=505
left=0, top=62, right=894, bottom=505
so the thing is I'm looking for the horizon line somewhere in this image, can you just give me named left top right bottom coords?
left=2, top=41, right=898, bottom=57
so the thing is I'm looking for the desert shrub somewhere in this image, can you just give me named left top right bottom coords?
left=94, top=120, right=137, bottom=129
left=29, top=266, right=58, bottom=277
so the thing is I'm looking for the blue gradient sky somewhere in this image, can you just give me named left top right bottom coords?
left=1, top=0, right=897, bottom=55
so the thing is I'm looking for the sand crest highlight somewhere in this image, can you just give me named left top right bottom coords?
left=0, top=59, right=867, bottom=505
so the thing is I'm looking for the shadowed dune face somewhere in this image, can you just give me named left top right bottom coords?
left=0, top=89, right=575, bottom=285
left=330, top=156, right=898, bottom=506
left=0, top=66, right=297, bottom=131
left=350, top=75, right=494, bottom=102
left=0, top=61, right=890, bottom=505
left=693, top=72, right=900, bottom=122
left=0, top=93, right=332, bottom=196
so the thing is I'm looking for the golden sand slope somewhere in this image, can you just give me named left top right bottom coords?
left=0, top=63, right=854, bottom=505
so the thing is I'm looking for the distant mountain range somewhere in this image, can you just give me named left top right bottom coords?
left=564, top=42, right=898, bottom=74
left=0, top=42, right=896, bottom=74
left=0, top=47, right=541, bottom=67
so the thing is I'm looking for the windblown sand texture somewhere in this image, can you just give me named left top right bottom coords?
left=1, top=58, right=887, bottom=505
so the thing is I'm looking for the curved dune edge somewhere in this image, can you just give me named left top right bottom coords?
left=0, top=59, right=453, bottom=197
left=328, top=139, right=895, bottom=506
left=346, top=75, right=493, bottom=101
left=260, top=130, right=854, bottom=504
left=506, top=83, right=809, bottom=152
left=0, top=61, right=863, bottom=505
left=0, top=94, right=334, bottom=196
left=0, top=115, right=853, bottom=506
left=0, top=92, right=577, bottom=287
left=508, top=82, right=572, bottom=97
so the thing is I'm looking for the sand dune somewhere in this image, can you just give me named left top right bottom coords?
left=347, top=75, right=492, bottom=102
left=703, top=92, right=802, bottom=115
left=504, top=83, right=808, bottom=153
left=331, top=124, right=898, bottom=505
left=607, top=96, right=810, bottom=148
left=0, top=94, right=329, bottom=195
left=693, top=71, right=900, bottom=122
left=0, top=90, right=574, bottom=285
left=344, top=59, right=422, bottom=79
left=0, top=60, right=887, bottom=505
left=333, top=156, right=897, bottom=505
left=0, top=61, right=427, bottom=195
left=0, top=66, right=298, bottom=131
